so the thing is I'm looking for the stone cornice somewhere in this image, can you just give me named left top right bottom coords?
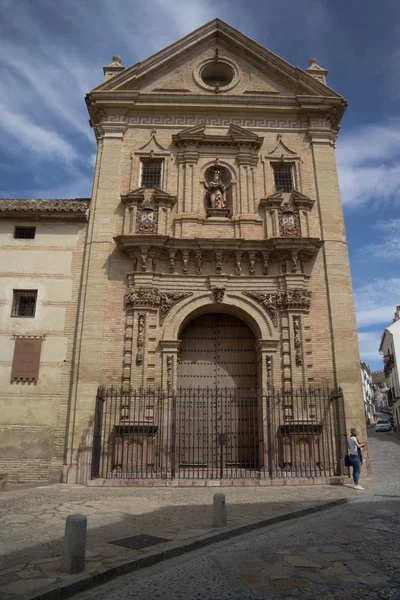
left=259, top=189, right=315, bottom=211
left=0, top=198, right=90, bottom=221
left=121, top=187, right=177, bottom=207
left=172, top=122, right=263, bottom=151
left=114, top=234, right=323, bottom=255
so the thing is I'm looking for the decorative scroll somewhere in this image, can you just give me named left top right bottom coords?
left=293, top=316, right=302, bottom=366
left=245, top=292, right=278, bottom=326
left=125, top=287, right=193, bottom=324
left=244, top=289, right=312, bottom=327
left=11, top=336, right=43, bottom=382
left=136, top=314, right=145, bottom=365
left=212, top=287, right=225, bottom=303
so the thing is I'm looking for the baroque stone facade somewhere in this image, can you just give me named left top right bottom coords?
left=0, top=19, right=365, bottom=483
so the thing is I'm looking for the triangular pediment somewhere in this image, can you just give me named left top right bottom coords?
left=138, top=130, right=167, bottom=152
left=173, top=122, right=207, bottom=140
left=172, top=122, right=263, bottom=149
left=228, top=123, right=259, bottom=139
left=121, top=187, right=177, bottom=207
left=267, top=135, right=297, bottom=157
left=92, top=19, right=342, bottom=100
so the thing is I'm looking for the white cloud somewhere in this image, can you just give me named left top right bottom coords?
left=0, top=104, right=77, bottom=162
left=363, top=219, right=400, bottom=260
left=337, top=119, right=400, bottom=207
left=353, top=277, right=399, bottom=365
left=354, top=277, right=400, bottom=328
left=357, top=330, right=383, bottom=362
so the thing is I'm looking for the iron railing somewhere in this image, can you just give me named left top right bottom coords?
left=91, top=386, right=347, bottom=481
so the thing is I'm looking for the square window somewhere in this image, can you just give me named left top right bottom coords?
left=11, top=290, right=38, bottom=318
left=140, top=160, right=162, bottom=189
left=14, top=227, right=36, bottom=239
left=273, top=164, right=293, bottom=193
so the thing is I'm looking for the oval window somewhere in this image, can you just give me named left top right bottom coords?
left=201, top=62, right=234, bottom=87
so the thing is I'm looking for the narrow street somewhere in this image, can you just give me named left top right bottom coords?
left=74, top=428, right=400, bottom=600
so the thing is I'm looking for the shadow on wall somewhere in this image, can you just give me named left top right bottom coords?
left=74, top=415, right=94, bottom=485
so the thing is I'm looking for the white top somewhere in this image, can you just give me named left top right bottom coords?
left=347, top=436, right=358, bottom=455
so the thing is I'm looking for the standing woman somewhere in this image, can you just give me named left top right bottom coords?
left=347, top=427, right=365, bottom=490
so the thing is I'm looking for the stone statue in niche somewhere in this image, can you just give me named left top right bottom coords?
left=204, top=164, right=231, bottom=218
left=206, top=169, right=226, bottom=208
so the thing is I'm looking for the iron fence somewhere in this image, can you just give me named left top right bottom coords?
left=91, top=386, right=347, bottom=481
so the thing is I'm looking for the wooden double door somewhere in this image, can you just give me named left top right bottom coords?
left=176, top=313, right=260, bottom=473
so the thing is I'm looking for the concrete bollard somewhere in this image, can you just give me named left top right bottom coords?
left=213, top=493, right=227, bottom=528
left=60, top=514, right=87, bottom=574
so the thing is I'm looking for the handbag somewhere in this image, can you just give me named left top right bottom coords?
left=357, top=437, right=363, bottom=464
left=344, top=454, right=351, bottom=467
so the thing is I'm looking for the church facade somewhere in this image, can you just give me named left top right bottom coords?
left=0, top=20, right=365, bottom=484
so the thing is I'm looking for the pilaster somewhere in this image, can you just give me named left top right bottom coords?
left=309, top=128, right=366, bottom=439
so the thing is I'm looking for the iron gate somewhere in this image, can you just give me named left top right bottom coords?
left=91, top=386, right=347, bottom=481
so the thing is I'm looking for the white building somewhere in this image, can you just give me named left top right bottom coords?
left=361, top=362, right=375, bottom=424
left=379, top=306, right=400, bottom=431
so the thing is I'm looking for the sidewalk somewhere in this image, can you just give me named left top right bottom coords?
left=0, top=481, right=357, bottom=599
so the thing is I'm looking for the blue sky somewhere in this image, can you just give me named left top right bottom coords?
left=0, top=0, right=399, bottom=370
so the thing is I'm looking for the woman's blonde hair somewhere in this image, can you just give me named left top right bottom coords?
left=350, top=427, right=359, bottom=436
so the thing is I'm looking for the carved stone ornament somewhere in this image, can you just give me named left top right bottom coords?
left=266, top=355, right=272, bottom=390
left=215, top=251, right=223, bottom=275
left=182, top=251, right=189, bottom=275
left=235, top=252, right=242, bottom=276
left=291, top=251, right=299, bottom=274
left=195, top=251, right=203, bottom=275
left=248, top=252, right=256, bottom=275
left=278, top=202, right=301, bottom=238
left=169, top=251, right=175, bottom=274
left=244, top=289, right=312, bottom=326
left=136, top=314, right=145, bottom=365
left=293, top=316, right=302, bottom=367
left=140, top=249, right=148, bottom=272
left=262, top=251, right=270, bottom=276
left=125, top=287, right=193, bottom=324
left=136, top=199, right=158, bottom=234
left=167, top=355, right=173, bottom=391
left=212, top=287, right=225, bottom=303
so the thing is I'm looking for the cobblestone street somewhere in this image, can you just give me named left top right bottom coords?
left=1, top=428, right=399, bottom=599
left=71, top=428, right=400, bottom=600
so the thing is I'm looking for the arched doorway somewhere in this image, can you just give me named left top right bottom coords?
left=177, top=313, right=257, bottom=389
left=176, top=313, right=260, bottom=476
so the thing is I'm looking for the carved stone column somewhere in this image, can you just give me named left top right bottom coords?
left=159, top=340, right=181, bottom=391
